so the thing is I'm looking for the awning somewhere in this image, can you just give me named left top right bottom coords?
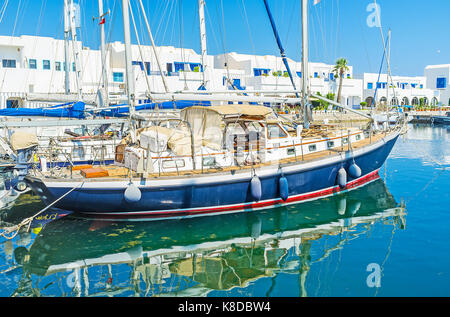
left=184, top=104, right=273, bottom=118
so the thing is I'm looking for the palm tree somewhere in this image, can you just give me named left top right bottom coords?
left=333, top=58, right=349, bottom=104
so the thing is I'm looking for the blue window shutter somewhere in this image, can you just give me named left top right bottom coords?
left=437, top=77, right=447, bottom=89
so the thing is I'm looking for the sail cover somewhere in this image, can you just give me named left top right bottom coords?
left=0, top=102, right=86, bottom=119
left=10, top=131, right=38, bottom=151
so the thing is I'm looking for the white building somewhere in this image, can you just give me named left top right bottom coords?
left=424, top=64, right=450, bottom=107
left=0, top=35, right=240, bottom=108
left=0, top=35, right=103, bottom=108
left=1, top=34, right=446, bottom=110
left=358, top=73, right=437, bottom=107
left=214, top=52, right=363, bottom=107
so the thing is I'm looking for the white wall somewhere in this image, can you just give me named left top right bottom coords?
left=424, top=65, right=450, bottom=106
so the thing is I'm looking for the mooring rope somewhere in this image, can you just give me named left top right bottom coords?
left=0, top=182, right=84, bottom=240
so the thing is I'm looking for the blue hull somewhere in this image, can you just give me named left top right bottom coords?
left=26, top=133, right=399, bottom=218
left=432, top=116, right=450, bottom=125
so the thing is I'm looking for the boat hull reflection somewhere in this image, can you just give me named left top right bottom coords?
left=18, top=177, right=406, bottom=297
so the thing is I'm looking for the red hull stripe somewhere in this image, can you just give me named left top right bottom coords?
left=84, top=169, right=381, bottom=220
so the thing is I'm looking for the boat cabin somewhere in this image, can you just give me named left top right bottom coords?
left=113, top=104, right=366, bottom=176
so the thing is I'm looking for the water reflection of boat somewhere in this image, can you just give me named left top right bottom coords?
left=16, top=177, right=405, bottom=297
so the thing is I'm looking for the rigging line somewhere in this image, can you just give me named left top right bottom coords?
left=170, top=0, right=179, bottom=47
left=93, top=0, right=118, bottom=97
left=283, top=0, right=297, bottom=46
left=373, top=0, right=396, bottom=104
left=238, top=0, right=259, bottom=69
left=79, top=0, right=91, bottom=89
left=138, top=0, right=170, bottom=93
left=164, top=0, right=176, bottom=46
left=129, top=0, right=152, bottom=98
left=153, top=0, right=170, bottom=41
left=11, top=0, right=22, bottom=38
left=358, top=12, right=373, bottom=73
left=335, top=0, right=340, bottom=60
left=0, top=0, right=22, bottom=92
left=179, top=0, right=188, bottom=90
left=372, top=35, right=389, bottom=107
left=309, top=4, right=320, bottom=64
left=47, top=11, right=65, bottom=96
left=374, top=220, right=397, bottom=297
left=219, top=0, right=235, bottom=89
left=312, top=0, right=326, bottom=62
left=7, top=0, right=45, bottom=94
left=204, top=3, right=221, bottom=63
left=0, top=0, right=9, bottom=25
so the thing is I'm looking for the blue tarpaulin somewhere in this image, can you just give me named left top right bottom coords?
left=0, top=101, right=86, bottom=118
left=97, top=100, right=211, bottom=117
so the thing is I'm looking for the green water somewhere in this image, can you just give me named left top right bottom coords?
left=0, top=124, right=448, bottom=297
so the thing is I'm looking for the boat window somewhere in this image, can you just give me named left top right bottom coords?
left=327, top=141, right=335, bottom=148
left=356, top=134, right=361, bottom=141
left=342, top=137, right=349, bottom=144
left=72, top=146, right=85, bottom=159
left=287, top=147, right=296, bottom=155
left=162, top=159, right=185, bottom=169
left=308, top=144, right=317, bottom=152
left=245, top=122, right=264, bottom=133
left=202, top=157, right=216, bottom=167
left=226, top=123, right=245, bottom=135
left=267, top=124, right=287, bottom=139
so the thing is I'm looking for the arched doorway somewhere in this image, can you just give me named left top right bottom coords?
left=411, top=97, right=419, bottom=106
left=401, top=97, right=409, bottom=106
left=431, top=97, right=438, bottom=106
left=380, top=96, right=387, bottom=105
left=365, top=97, right=374, bottom=108
left=390, top=97, right=399, bottom=106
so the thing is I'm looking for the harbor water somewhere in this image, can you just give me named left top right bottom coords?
left=0, top=124, right=449, bottom=297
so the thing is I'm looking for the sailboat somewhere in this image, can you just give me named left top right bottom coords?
left=25, top=0, right=403, bottom=220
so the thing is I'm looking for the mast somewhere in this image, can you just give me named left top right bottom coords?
left=386, top=30, right=390, bottom=107
left=98, top=0, right=109, bottom=106
left=122, top=0, right=136, bottom=139
left=69, top=0, right=82, bottom=100
left=301, top=0, right=310, bottom=129
left=63, top=0, right=71, bottom=95
left=198, top=0, right=208, bottom=89
left=263, top=0, right=299, bottom=98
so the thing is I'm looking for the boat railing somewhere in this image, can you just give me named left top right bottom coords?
left=127, top=124, right=398, bottom=177
left=29, top=118, right=402, bottom=179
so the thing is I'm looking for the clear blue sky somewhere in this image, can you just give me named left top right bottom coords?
left=0, top=0, right=449, bottom=77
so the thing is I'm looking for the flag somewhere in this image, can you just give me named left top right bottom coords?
left=99, top=17, right=105, bottom=25
left=314, top=0, right=321, bottom=5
